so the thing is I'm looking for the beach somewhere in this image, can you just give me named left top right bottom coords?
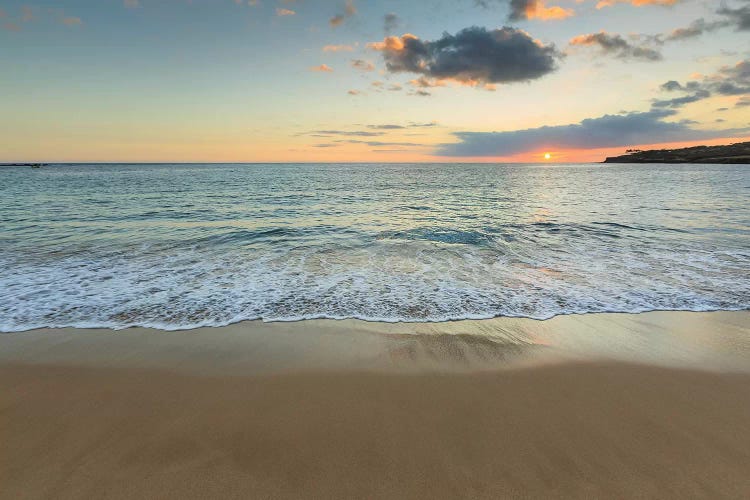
left=2, top=311, right=750, bottom=499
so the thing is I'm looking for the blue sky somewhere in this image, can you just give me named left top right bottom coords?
left=1, top=0, right=748, bottom=162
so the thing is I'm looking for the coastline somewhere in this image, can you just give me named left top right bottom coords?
left=2, top=310, right=748, bottom=375
left=2, top=310, right=750, bottom=499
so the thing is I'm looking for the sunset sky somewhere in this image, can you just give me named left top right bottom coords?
left=1, top=0, right=748, bottom=163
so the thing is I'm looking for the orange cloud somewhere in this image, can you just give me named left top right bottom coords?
left=61, top=16, right=82, bottom=26
left=276, top=8, right=295, bottom=16
left=322, top=44, right=354, bottom=52
left=524, top=1, right=574, bottom=20
left=595, top=0, right=679, bottom=9
left=310, top=64, right=333, bottom=72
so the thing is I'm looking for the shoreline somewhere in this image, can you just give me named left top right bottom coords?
left=6, top=306, right=749, bottom=334
left=1, top=310, right=748, bottom=375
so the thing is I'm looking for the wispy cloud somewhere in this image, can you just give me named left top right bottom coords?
left=276, top=8, right=295, bottom=16
left=61, top=16, right=82, bottom=26
left=330, top=0, right=356, bottom=27
left=322, top=44, right=354, bottom=52
left=569, top=31, right=662, bottom=61
left=654, top=59, right=750, bottom=108
left=351, top=59, right=375, bottom=71
left=310, top=64, right=334, bottom=72
left=384, top=12, right=399, bottom=33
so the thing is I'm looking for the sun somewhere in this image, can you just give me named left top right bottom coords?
left=544, top=153, right=551, bottom=160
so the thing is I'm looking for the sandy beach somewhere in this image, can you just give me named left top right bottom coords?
left=2, top=311, right=750, bottom=499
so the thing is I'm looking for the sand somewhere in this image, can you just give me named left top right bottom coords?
left=2, top=311, right=750, bottom=499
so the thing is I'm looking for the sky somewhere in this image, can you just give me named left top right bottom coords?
left=1, top=0, right=748, bottom=163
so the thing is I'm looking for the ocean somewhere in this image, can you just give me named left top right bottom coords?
left=1, top=162, right=748, bottom=332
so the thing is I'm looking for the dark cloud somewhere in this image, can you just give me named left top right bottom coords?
left=651, top=90, right=711, bottom=108
left=737, top=96, right=750, bottom=107
left=368, top=26, right=562, bottom=87
left=718, top=4, right=750, bottom=31
left=437, top=109, right=748, bottom=156
left=384, top=12, right=399, bottom=33
left=569, top=32, right=662, bottom=61
left=656, top=59, right=750, bottom=109
left=659, top=80, right=702, bottom=92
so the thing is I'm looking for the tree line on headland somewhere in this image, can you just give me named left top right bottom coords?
left=604, top=142, right=750, bottom=164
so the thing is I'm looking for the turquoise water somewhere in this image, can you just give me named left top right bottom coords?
left=1, top=163, right=748, bottom=331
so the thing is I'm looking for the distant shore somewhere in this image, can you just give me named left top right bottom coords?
left=604, top=141, right=750, bottom=164
left=2, top=311, right=750, bottom=498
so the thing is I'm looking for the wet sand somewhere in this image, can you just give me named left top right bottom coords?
left=2, top=311, right=750, bottom=499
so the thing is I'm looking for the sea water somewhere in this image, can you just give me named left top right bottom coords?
left=1, top=162, right=748, bottom=331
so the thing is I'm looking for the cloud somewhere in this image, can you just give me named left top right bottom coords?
left=322, top=44, right=354, bottom=52
left=368, top=26, right=562, bottom=88
left=437, top=109, right=747, bottom=156
left=569, top=31, right=662, bottom=61
left=330, top=0, right=356, bottom=27
left=308, top=130, right=384, bottom=137
left=276, top=8, right=295, bottom=16
left=2, top=21, right=21, bottom=32
left=665, top=4, right=750, bottom=41
left=666, top=18, right=731, bottom=41
left=707, top=59, right=750, bottom=95
left=61, top=16, right=82, bottom=26
left=384, top=13, right=399, bottom=33
left=657, top=59, right=750, bottom=107
left=21, top=6, right=34, bottom=22
left=737, top=96, right=750, bottom=107
left=310, top=64, right=334, bottom=72
left=508, top=0, right=574, bottom=21
left=124, top=0, right=140, bottom=8
left=651, top=90, right=711, bottom=108
left=348, top=89, right=362, bottom=95
left=366, top=122, right=438, bottom=129
left=409, top=76, right=446, bottom=88
left=595, top=0, right=681, bottom=8
left=367, top=124, right=405, bottom=129
left=388, top=84, right=403, bottom=91
left=351, top=59, right=375, bottom=71
left=334, top=139, right=425, bottom=147
left=718, top=4, right=750, bottom=31
left=2, top=5, right=82, bottom=29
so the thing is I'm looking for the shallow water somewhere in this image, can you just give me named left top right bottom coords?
left=1, top=162, right=748, bottom=331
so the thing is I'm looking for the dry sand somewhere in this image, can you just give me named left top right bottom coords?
left=2, top=311, right=750, bottom=499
